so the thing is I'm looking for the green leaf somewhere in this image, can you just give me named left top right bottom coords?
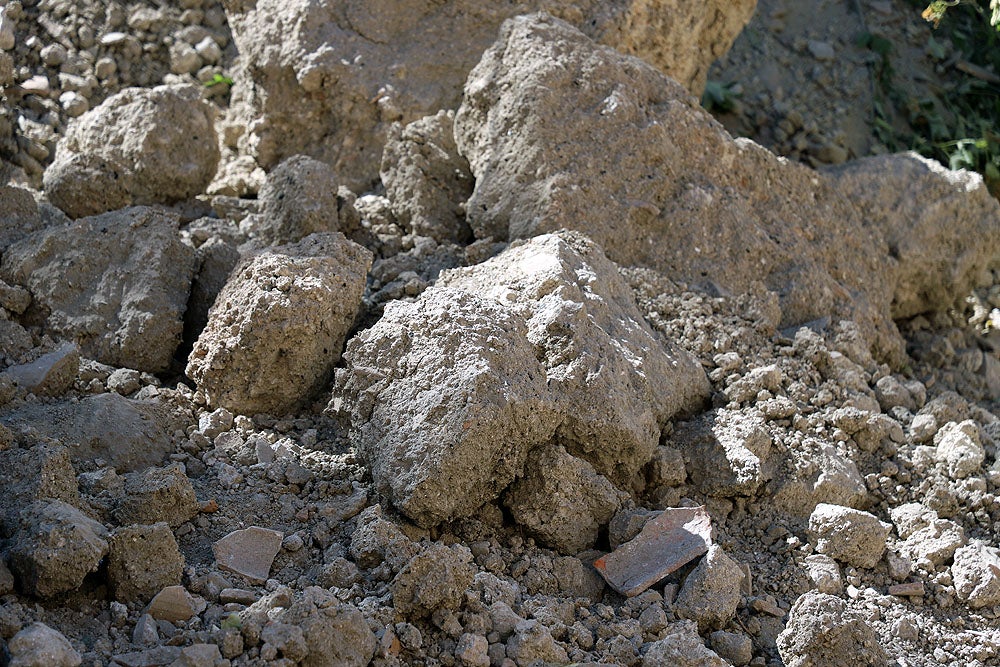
left=221, top=613, right=242, bottom=630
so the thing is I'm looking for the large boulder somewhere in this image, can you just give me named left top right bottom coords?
left=222, top=0, right=755, bottom=191
left=0, top=207, right=197, bottom=372
left=438, top=232, right=709, bottom=484
left=825, top=153, right=1000, bottom=319
left=43, top=85, right=219, bottom=218
left=454, top=14, right=1000, bottom=364
left=332, top=232, right=708, bottom=529
left=187, top=232, right=372, bottom=416
left=1, top=393, right=181, bottom=473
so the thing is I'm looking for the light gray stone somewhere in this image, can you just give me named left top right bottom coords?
left=675, top=545, right=744, bottom=631
left=223, top=0, right=755, bottom=191
left=0, top=207, right=196, bottom=373
left=2, top=342, right=79, bottom=397
left=187, top=232, right=371, bottom=416
left=953, top=545, right=1000, bottom=608
left=777, top=592, right=887, bottom=667
left=44, top=85, right=219, bottom=218
left=7, top=622, right=81, bottom=667
left=808, top=503, right=889, bottom=569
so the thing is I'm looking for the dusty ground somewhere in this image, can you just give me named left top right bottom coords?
left=0, top=1, right=999, bottom=667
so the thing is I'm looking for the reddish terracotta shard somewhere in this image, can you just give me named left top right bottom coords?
left=593, top=506, right=712, bottom=597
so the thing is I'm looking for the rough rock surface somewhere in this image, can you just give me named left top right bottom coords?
left=0, top=186, right=44, bottom=251
left=333, top=286, right=560, bottom=527
left=43, top=85, right=219, bottom=218
left=8, top=500, right=109, bottom=598
left=952, top=545, right=1000, bottom=608
left=776, top=591, right=888, bottom=667
left=0, top=392, right=178, bottom=472
left=825, top=153, right=1000, bottom=320
left=391, top=543, right=476, bottom=619
left=674, top=545, right=744, bottom=631
left=187, top=232, right=372, bottom=416
left=0, top=443, right=80, bottom=522
left=455, top=14, right=1000, bottom=364
left=0, top=207, right=196, bottom=372
left=106, top=522, right=184, bottom=603
left=222, top=0, right=755, bottom=191
left=438, top=233, right=709, bottom=483
left=808, top=503, right=889, bottom=569
left=933, top=419, right=984, bottom=480
left=183, top=235, right=241, bottom=351
left=4, top=2, right=1000, bottom=666
left=642, top=622, right=729, bottom=667
left=6, top=622, right=82, bottom=667
left=2, top=342, right=80, bottom=397
left=271, top=589, right=378, bottom=667
left=669, top=409, right=773, bottom=497
left=113, top=464, right=200, bottom=528
left=380, top=110, right=473, bottom=245
left=239, top=154, right=342, bottom=246
left=503, top=443, right=625, bottom=554
left=335, top=232, right=707, bottom=527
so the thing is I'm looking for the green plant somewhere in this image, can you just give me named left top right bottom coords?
left=865, top=1, right=1000, bottom=196
left=922, top=0, right=1000, bottom=29
left=220, top=612, right=242, bottom=630
left=701, top=80, right=740, bottom=113
left=203, top=73, right=234, bottom=88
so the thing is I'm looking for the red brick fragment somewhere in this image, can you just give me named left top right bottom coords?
left=593, top=506, right=712, bottom=597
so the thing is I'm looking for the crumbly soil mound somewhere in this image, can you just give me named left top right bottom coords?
left=0, top=2, right=999, bottom=667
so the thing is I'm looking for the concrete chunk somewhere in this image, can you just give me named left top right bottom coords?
left=187, top=232, right=371, bottom=416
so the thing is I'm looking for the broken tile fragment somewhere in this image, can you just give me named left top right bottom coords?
left=213, top=526, right=283, bottom=583
left=593, top=506, right=712, bottom=597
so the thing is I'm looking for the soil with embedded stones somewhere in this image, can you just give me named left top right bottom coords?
left=1, top=2, right=1000, bottom=667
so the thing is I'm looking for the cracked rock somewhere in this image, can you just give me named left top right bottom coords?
left=808, top=503, right=889, bottom=569
left=8, top=500, right=109, bottom=598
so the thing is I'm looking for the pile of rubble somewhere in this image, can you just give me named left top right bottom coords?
left=1, top=2, right=999, bottom=667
